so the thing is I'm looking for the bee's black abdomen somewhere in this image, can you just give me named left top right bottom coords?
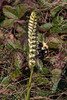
left=37, top=42, right=48, bottom=59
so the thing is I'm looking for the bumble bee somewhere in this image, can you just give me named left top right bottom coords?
left=37, top=41, right=48, bottom=59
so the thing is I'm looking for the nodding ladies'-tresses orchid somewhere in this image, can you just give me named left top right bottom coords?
left=28, top=11, right=37, bottom=68
left=26, top=11, right=37, bottom=100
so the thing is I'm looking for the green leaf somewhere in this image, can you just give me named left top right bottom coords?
left=13, top=52, right=24, bottom=69
left=7, top=39, right=22, bottom=49
left=43, top=67, right=51, bottom=74
left=33, top=73, right=49, bottom=85
left=0, top=44, right=4, bottom=50
left=48, top=42, right=59, bottom=49
left=40, top=23, right=52, bottom=30
left=33, top=73, right=41, bottom=78
left=1, top=18, right=17, bottom=28
left=52, top=81, right=60, bottom=93
left=13, top=0, right=23, bottom=6
left=10, top=69, right=22, bottom=81
left=3, top=6, right=18, bottom=19
left=61, top=21, right=67, bottom=33
left=16, top=5, right=27, bottom=19
left=39, top=0, right=51, bottom=7
left=36, top=77, right=49, bottom=85
left=47, top=35, right=62, bottom=43
left=50, top=27, right=62, bottom=33
left=51, top=68, right=62, bottom=93
left=52, top=16, right=63, bottom=25
left=51, top=6, right=63, bottom=17
left=15, top=40, right=22, bottom=49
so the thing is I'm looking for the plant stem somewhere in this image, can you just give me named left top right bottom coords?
left=26, top=67, right=33, bottom=100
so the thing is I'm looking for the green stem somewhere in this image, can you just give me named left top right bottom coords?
left=26, top=67, right=33, bottom=100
